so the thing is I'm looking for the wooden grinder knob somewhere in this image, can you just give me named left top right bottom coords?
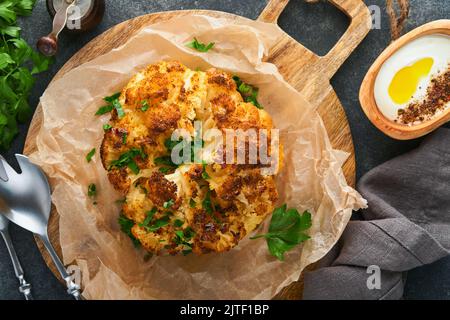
left=37, top=35, right=58, bottom=57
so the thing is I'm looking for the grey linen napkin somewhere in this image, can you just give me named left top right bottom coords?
left=302, top=128, right=450, bottom=300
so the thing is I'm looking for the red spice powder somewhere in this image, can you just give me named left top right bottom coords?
left=397, top=67, right=450, bottom=125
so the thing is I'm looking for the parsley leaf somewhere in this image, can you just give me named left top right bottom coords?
left=103, top=124, right=112, bottom=131
left=103, top=92, right=120, bottom=103
left=185, top=38, right=215, bottom=52
left=140, top=208, right=157, bottom=227
left=141, top=100, right=150, bottom=111
left=202, top=190, right=213, bottom=215
left=0, top=0, right=53, bottom=149
left=113, top=99, right=125, bottom=118
left=173, top=227, right=195, bottom=250
left=232, top=76, right=263, bottom=109
left=86, top=148, right=96, bottom=162
left=163, top=199, right=174, bottom=209
left=146, top=216, right=170, bottom=232
left=95, top=105, right=113, bottom=115
left=174, top=219, right=184, bottom=228
left=159, top=167, right=171, bottom=174
left=251, top=204, right=312, bottom=261
left=109, top=148, right=147, bottom=174
left=118, top=214, right=140, bottom=247
left=201, top=161, right=210, bottom=180
left=95, top=92, right=124, bottom=118
left=154, top=156, right=176, bottom=167
left=202, top=190, right=220, bottom=223
left=87, top=183, right=96, bottom=197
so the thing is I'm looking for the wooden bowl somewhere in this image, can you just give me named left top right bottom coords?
left=359, top=20, right=450, bottom=140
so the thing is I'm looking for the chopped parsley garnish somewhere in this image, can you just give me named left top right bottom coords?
left=154, top=156, right=177, bottom=173
left=154, top=156, right=176, bottom=166
left=140, top=208, right=157, bottom=227
left=103, top=124, right=112, bottom=131
left=146, top=216, right=170, bottom=232
left=87, top=183, right=96, bottom=197
left=159, top=167, right=171, bottom=174
left=174, top=219, right=184, bottom=227
left=232, top=76, right=262, bottom=109
left=86, top=148, right=96, bottom=163
left=202, top=190, right=213, bottom=215
left=95, top=105, right=113, bottom=115
left=141, top=100, right=150, bottom=111
left=127, top=161, right=139, bottom=175
left=160, top=137, right=198, bottom=168
left=138, top=208, right=170, bottom=233
left=104, top=92, right=120, bottom=102
left=201, top=161, right=210, bottom=180
left=118, top=214, right=140, bottom=247
left=164, top=137, right=178, bottom=151
left=245, top=91, right=261, bottom=109
left=173, top=227, right=195, bottom=251
left=183, top=227, right=195, bottom=240
left=95, top=92, right=125, bottom=118
left=174, top=230, right=184, bottom=239
left=163, top=199, right=174, bottom=209
left=189, top=198, right=196, bottom=208
left=113, top=99, right=125, bottom=118
left=185, top=38, right=215, bottom=52
left=109, top=148, right=146, bottom=174
left=251, top=204, right=312, bottom=261
left=122, top=133, right=127, bottom=145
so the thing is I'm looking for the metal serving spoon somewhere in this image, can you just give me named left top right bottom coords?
left=0, top=214, right=33, bottom=300
left=0, top=154, right=81, bottom=300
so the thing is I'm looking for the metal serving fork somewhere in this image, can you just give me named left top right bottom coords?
left=0, top=214, right=33, bottom=300
left=0, top=154, right=81, bottom=300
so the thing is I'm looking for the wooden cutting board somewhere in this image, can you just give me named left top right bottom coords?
left=23, top=0, right=371, bottom=299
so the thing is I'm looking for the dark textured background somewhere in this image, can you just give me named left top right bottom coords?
left=0, top=0, right=449, bottom=300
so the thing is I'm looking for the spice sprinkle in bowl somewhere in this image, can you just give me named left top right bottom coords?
left=360, top=20, right=450, bottom=140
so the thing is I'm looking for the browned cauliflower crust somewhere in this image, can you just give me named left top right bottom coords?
left=101, top=61, right=281, bottom=255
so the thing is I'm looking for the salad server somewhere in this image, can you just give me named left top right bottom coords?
left=0, top=155, right=81, bottom=300
left=0, top=214, right=33, bottom=300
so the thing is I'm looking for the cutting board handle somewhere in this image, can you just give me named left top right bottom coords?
left=258, top=0, right=289, bottom=24
left=258, top=0, right=372, bottom=79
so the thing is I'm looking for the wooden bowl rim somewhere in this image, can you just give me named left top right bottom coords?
left=359, top=19, right=450, bottom=140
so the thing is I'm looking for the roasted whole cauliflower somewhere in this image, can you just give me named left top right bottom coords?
left=101, top=61, right=281, bottom=255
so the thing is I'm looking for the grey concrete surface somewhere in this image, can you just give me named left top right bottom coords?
left=0, top=0, right=449, bottom=300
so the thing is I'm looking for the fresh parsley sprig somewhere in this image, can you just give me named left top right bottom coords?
left=185, top=38, right=215, bottom=52
left=95, top=92, right=125, bottom=118
left=0, top=0, right=53, bottom=149
left=86, top=148, right=96, bottom=162
left=118, top=214, right=141, bottom=248
left=87, top=183, right=96, bottom=197
left=251, top=204, right=312, bottom=261
left=109, top=148, right=147, bottom=174
left=232, top=76, right=263, bottom=109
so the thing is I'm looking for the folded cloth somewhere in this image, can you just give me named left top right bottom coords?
left=302, top=128, right=450, bottom=300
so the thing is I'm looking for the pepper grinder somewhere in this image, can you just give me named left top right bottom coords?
left=37, top=0, right=105, bottom=57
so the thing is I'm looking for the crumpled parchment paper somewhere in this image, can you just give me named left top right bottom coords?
left=30, top=15, right=367, bottom=300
